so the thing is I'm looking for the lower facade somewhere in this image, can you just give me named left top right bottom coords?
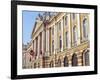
left=25, top=40, right=89, bottom=69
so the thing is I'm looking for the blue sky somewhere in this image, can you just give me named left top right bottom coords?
left=22, top=11, right=40, bottom=45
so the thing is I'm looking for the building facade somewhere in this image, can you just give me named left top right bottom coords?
left=23, top=12, right=90, bottom=69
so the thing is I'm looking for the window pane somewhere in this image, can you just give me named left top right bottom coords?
left=83, top=18, right=88, bottom=39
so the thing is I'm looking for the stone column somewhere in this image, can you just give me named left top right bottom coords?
left=42, top=30, right=45, bottom=55
left=54, top=22, right=57, bottom=54
left=41, top=31, right=43, bottom=68
left=63, top=16, right=65, bottom=50
left=61, top=18, right=64, bottom=51
left=46, top=29, right=49, bottom=56
left=40, top=32, right=42, bottom=55
left=68, top=14, right=71, bottom=48
left=68, top=54, right=72, bottom=67
left=44, top=29, right=46, bottom=55
left=46, top=29, right=47, bottom=53
left=77, top=14, right=81, bottom=45
left=88, top=15, right=90, bottom=41
left=49, top=28, right=51, bottom=56
left=77, top=50, right=83, bottom=66
left=57, top=22, right=59, bottom=52
left=38, top=35, right=40, bottom=58
left=34, top=39, right=36, bottom=55
left=47, top=29, right=49, bottom=55
left=53, top=24, right=55, bottom=54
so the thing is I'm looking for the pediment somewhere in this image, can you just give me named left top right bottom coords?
left=31, top=21, right=43, bottom=38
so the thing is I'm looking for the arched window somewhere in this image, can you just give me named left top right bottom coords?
left=57, top=59, right=61, bottom=67
left=72, top=54, right=78, bottom=66
left=64, top=56, right=68, bottom=67
left=73, top=26, right=77, bottom=46
left=34, top=63, right=36, bottom=68
left=50, top=61, right=54, bottom=67
left=83, top=50, right=89, bottom=66
left=83, top=18, right=88, bottom=39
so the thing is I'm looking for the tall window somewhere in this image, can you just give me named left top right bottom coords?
left=65, top=15, right=68, bottom=26
left=83, top=18, right=88, bottom=39
left=59, top=36, right=62, bottom=50
left=52, top=27, right=54, bottom=35
left=72, top=13, right=75, bottom=20
left=40, top=32, right=42, bottom=54
left=52, top=40, right=54, bottom=52
left=66, top=32, right=68, bottom=48
left=36, top=37, right=38, bottom=56
left=83, top=51, right=89, bottom=66
left=72, top=54, right=78, bottom=66
left=44, top=30, right=46, bottom=52
left=73, top=26, right=77, bottom=46
left=49, top=28, right=51, bottom=53
left=64, top=56, right=68, bottom=67
left=59, top=21, right=61, bottom=30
